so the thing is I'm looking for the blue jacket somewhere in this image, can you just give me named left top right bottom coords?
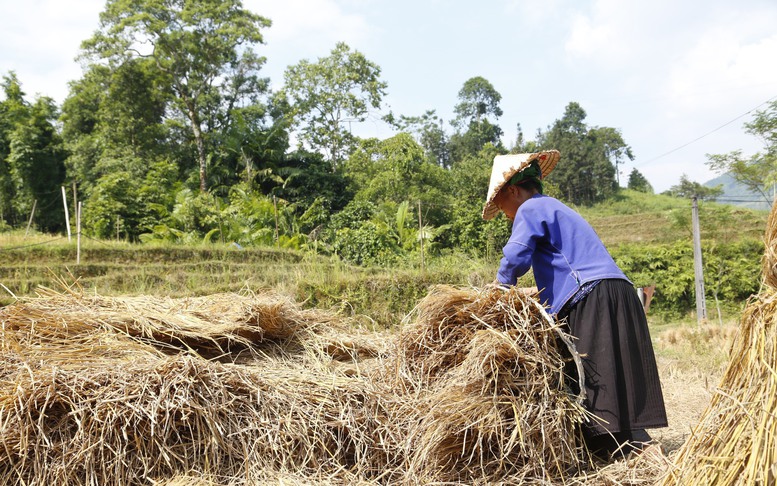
left=497, top=194, right=629, bottom=314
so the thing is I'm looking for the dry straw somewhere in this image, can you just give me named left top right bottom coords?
left=0, top=280, right=660, bottom=484
left=661, top=200, right=777, bottom=485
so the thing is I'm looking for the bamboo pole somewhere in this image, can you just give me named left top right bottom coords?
left=418, top=200, right=425, bottom=272
left=61, top=187, right=71, bottom=242
left=76, top=201, right=82, bottom=265
left=24, top=199, right=37, bottom=238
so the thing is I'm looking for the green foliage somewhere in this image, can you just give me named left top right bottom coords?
left=453, top=76, right=503, bottom=127
left=85, top=171, right=145, bottom=239
left=81, top=0, right=272, bottom=191
left=448, top=120, right=504, bottom=161
left=540, top=102, right=630, bottom=205
left=266, top=151, right=352, bottom=215
left=612, top=239, right=762, bottom=317
left=393, top=110, right=450, bottom=167
left=345, top=134, right=452, bottom=226
left=706, top=99, right=777, bottom=202
left=627, top=168, right=653, bottom=193
left=0, top=73, right=67, bottom=232
left=281, top=42, right=387, bottom=166
left=663, top=174, right=724, bottom=200
left=333, top=221, right=398, bottom=266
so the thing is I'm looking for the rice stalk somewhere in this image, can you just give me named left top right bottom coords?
left=0, top=282, right=660, bottom=485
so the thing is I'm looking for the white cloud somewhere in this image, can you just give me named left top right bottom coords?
left=664, top=21, right=777, bottom=114
left=249, top=0, right=370, bottom=48
left=0, top=0, right=103, bottom=103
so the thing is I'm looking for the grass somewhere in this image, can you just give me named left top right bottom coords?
left=2, top=190, right=768, bottom=327
left=0, top=231, right=495, bottom=328
left=578, top=189, right=768, bottom=245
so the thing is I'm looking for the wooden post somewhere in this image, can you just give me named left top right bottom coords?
left=76, top=202, right=82, bottom=265
left=61, top=187, right=71, bottom=242
left=72, top=182, right=77, bottom=219
left=25, top=200, right=37, bottom=238
left=417, top=200, right=425, bottom=272
left=273, top=195, right=279, bottom=247
left=692, top=195, right=707, bottom=325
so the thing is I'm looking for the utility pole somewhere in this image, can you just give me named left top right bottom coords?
left=692, top=195, right=707, bottom=325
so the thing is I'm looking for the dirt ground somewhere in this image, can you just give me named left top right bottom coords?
left=648, top=324, right=738, bottom=455
left=650, top=357, right=720, bottom=454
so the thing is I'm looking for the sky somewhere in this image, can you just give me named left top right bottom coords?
left=1, top=0, right=776, bottom=193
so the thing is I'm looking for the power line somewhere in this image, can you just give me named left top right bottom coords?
left=635, top=94, right=777, bottom=167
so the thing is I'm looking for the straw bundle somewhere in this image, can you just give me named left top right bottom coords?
left=763, top=200, right=777, bottom=288
left=381, top=285, right=590, bottom=483
left=661, top=202, right=777, bottom=485
left=0, top=351, right=378, bottom=484
left=660, top=289, right=777, bottom=485
left=1, top=285, right=346, bottom=360
left=0, top=282, right=641, bottom=484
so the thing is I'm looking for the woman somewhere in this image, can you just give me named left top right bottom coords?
left=482, top=150, right=668, bottom=460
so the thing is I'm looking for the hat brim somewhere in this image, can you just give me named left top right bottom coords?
left=481, top=150, right=560, bottom=220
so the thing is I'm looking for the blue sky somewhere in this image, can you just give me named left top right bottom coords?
left=2, top=0, right=777, bottom=193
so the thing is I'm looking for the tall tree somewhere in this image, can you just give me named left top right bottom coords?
left=627, top=168, right=653, bottom=193
left=449, top=77, right=504, bottom=162
left=452, top=76, right=503, bottom=127
left=80, top=0, right=271, bottom=192
left=539, top=102, right=631, bottom=205
left=0, top=73, right=67, bottom=231
left=281, top=42, right=388, bottom=167
left=344, top=133, right=450, bottom=225
left=706, top=99, right=777, bottom=203
left=61, top=61, right=170, bottom=193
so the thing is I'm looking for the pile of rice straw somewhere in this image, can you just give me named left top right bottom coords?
left=661, top=203, right=777, bottom=485
left=0, top=280, right=662, bottom=484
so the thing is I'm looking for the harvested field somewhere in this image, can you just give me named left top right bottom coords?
left=0, top=282, right=672, bottom=485
left=8, top=198, right=777, bottom=485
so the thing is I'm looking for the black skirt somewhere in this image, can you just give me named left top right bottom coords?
left=563, top=279, right=668, bottom=437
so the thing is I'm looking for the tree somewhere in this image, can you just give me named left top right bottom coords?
left=449, top=77, right=504, bottom=162
left=61, top=60, right=170, bottom=194
left=281, top=42, right=388, bottom=167
left=394, top=110, right=451, bottom=167
left=706, top=99, right=777, bottom=203
left=0, top=73, right=67, bottom=231
left=665, top=174, right=723, bottom=200
left=627, top=168, right=653, bottom=193
left=344, top=133, right=451, bottom=226
left=80, top=0, right=271, bottom=192
left=452, top=76, right=503, bottom=127
left=539, top=102, right=631, bottom=205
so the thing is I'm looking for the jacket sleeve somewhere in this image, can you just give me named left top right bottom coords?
left=496, top=203, right=544, bottom=285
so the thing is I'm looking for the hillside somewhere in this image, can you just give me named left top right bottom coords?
left=579, top=189, right=768, bottom=245
left=704, top=172, right=773, bottom=211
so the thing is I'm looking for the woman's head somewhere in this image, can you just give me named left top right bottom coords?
left=493, top=178, right=539, bottom=221
left=482, top=150, right=560, bottom=220
left=507, top=161, right=544, bottom=195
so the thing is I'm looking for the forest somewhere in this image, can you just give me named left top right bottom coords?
left=1, top=0, right=775, bottom=317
